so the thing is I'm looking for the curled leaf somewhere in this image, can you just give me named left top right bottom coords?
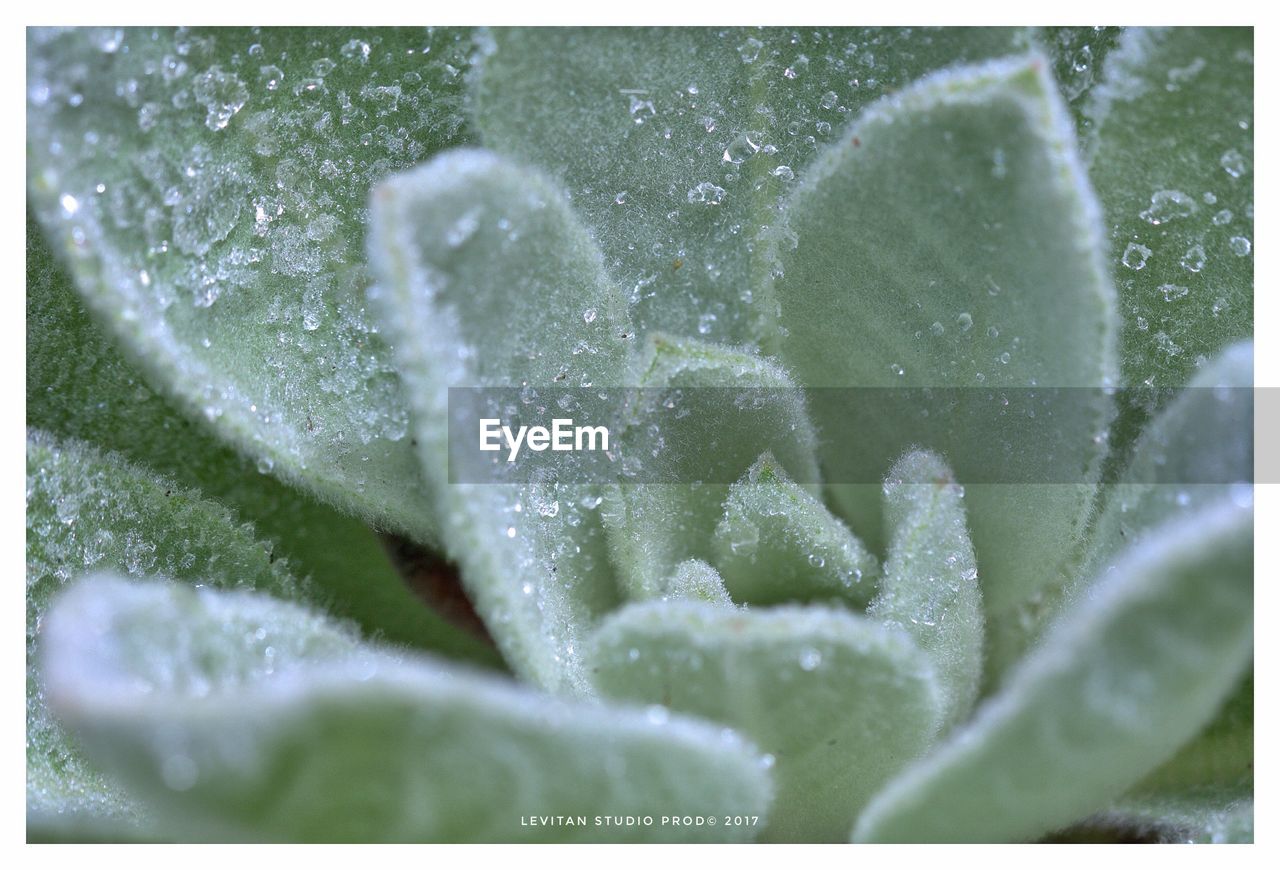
left=26, top=27, right=479, bottom=545
left=767, top=53, right=1118, bottom=683
left=368, top=149, right=632, bottom=694
left=43, top=574, right=774, bottom=842
left=591, top=600, right=941, bottom=841
left=854, top=497, right=1252, bottom=843
left=870, top=450, right=983, bottom=730
left=712, top=452, right=879, bottom=607
left=602, top=334, right=821, bottom=600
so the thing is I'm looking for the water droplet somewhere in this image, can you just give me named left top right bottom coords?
left=59, top=193, right=79, bottom=216
left=583, top=307, right=598, bottom=324
left=889, top=363, right=905, bottom=376
left=687, top=182, right=726, bottom=206
left=771, top=165, right=795, bottom=181
left=1139, top=190, right=1196, bottom=225
left=722, top=132, right=760, bottom=164
left=738, top=37, right=763, bottom=64
left=193, top=66, right=248, bottom=131
left=697, top=313, right=717, bottom=335
left=1121, top=242, right=1152, bottom=270
left=1159, top=284, right=1190, bottom=302
left=1220, top=148, right=1247, bottom=178
left=799, top=647, right=823, bottom=671
left=1229, top=236, right=1251, bottom=256
left=930, top=321, right=945, bottom=337
left=256, top=456, right=274, bottom=474
left=1181, top=243, right=1206, bottom=272
left=613, top=191, right=628, bottom=205
left=1213, top=209, right=1233, bottom=226
left=956, top=312, right=973, bottom=333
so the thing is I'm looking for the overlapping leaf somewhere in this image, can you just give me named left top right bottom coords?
left=368, top=149, right=632, bottom=694
left=43, top=575, right=774, bottom=842
left=472, top=27, right=1031, bottom=346
left=854, top=497, right=1252, bottom=843
left=591, top=601, right=940, bottom=841
left=27, top=215, right=501, bottom=665
left=601, top=336, right=821, bottom=600
left=27, top=27, right=479, bottom=545
left=766, top=54, right=1118, bottom=683
left=25, top=430, right=304, bottom=837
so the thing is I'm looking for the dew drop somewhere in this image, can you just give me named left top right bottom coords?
left=1139, top=190, right=1196, bottom=225
left=799, top=647, right=823, bottom=671
left=1180, top=243, right=1206, bottom=273
left=1121, top=242, right=1152, bottom=270
left=1228, top=236, right=1251, bottom=257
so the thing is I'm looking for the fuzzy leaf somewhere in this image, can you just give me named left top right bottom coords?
left=712, top=452, right=879, bottom=607
left=27, top=215, right=501, bottom=666
left=43, top=575, right=774, bottom=843
left=869, top=451, right=983, bottom=730
left=601, top=335, right=820, bottom=600
left=766, top=54, right=1118, bottom=684
left=368, top=149, right=633, bottom=695
left=853, top=497, right=1253, bottom=843
left=1085, top=28, right=1252, bottom=403
left=472, top=27, right=1030, bottom=347
left=1051, top=787, right=1252, bottom=844
left=591, top=600, right=941, bottom=842
left=1080, top=340, right=1252, bottom=587
left=663, top=560, right=734, bottom=607
left=26, top=27, right=479, bottom=545
left=1136, top=669, right=1252, bottom=796
left=25, top=430, right=305, bottom=836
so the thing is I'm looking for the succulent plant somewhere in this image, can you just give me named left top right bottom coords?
left=26, top=26, right=1253, bottom=843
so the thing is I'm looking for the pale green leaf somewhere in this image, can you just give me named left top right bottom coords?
left=711, top=452, right=879, bottom=607
left=1085, top=28, right=1252, bottom=406
left=853, top=497, right=1252, bottom=843
left=1050, top=787, right=1252, bottom=844
left=25, top=430, right=304, bottom=836
left=27, top=27, right=479, bottom=545
left=368, top=149, right=633, bottom=694
left=1079, top=340, right=1252, bottom=588
left=472, top=27, right=1031, bottom=348
left=27, top=215, right=502, bottom=667
left=43, top=575, right=774, bottom=843
left=869, top=451, right=983, bottom=730
left=766, top=54, right=1118, bottom=684
left=601, top=335, right=820, bottom=600
left=663, top=560, right=734, bottom=607
left=1135, top=669, right=1252, bottom=796
left=590, top=600, right=941, bottom=842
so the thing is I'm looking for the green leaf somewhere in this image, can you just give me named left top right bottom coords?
left=472, top=27, right=1031, bottom=348
left=27, top=214, right=502, bottom=667
left=853, top=496, right=1252, bottom=843
left=766, top=54, right=1118, bottom=685
left=590, top=600, right=941, bottom=842
left=1035, top=27, right=1126, bottom=136
left=1081, top=340, right=1252, bottom=585
left=869, top=451, right=983, bottom=730
left=663, top=560, right=734, bottom=606
left=1136, top=669, right=1252, bottom=795
left=1050, top=787, right=1252, bottom=844
left=711, top=452, right=879, bottom=607
left=600, top=334, right=821, bottom=600
left=25, top=429, right=304, bottom=836
left=43, top=575, right=775, bottom=843
left=1085, top=28, right=1252, bottom=403
left=368, top=149, right=634, bottom=694
left=27, top=27, right=479, bottom=546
